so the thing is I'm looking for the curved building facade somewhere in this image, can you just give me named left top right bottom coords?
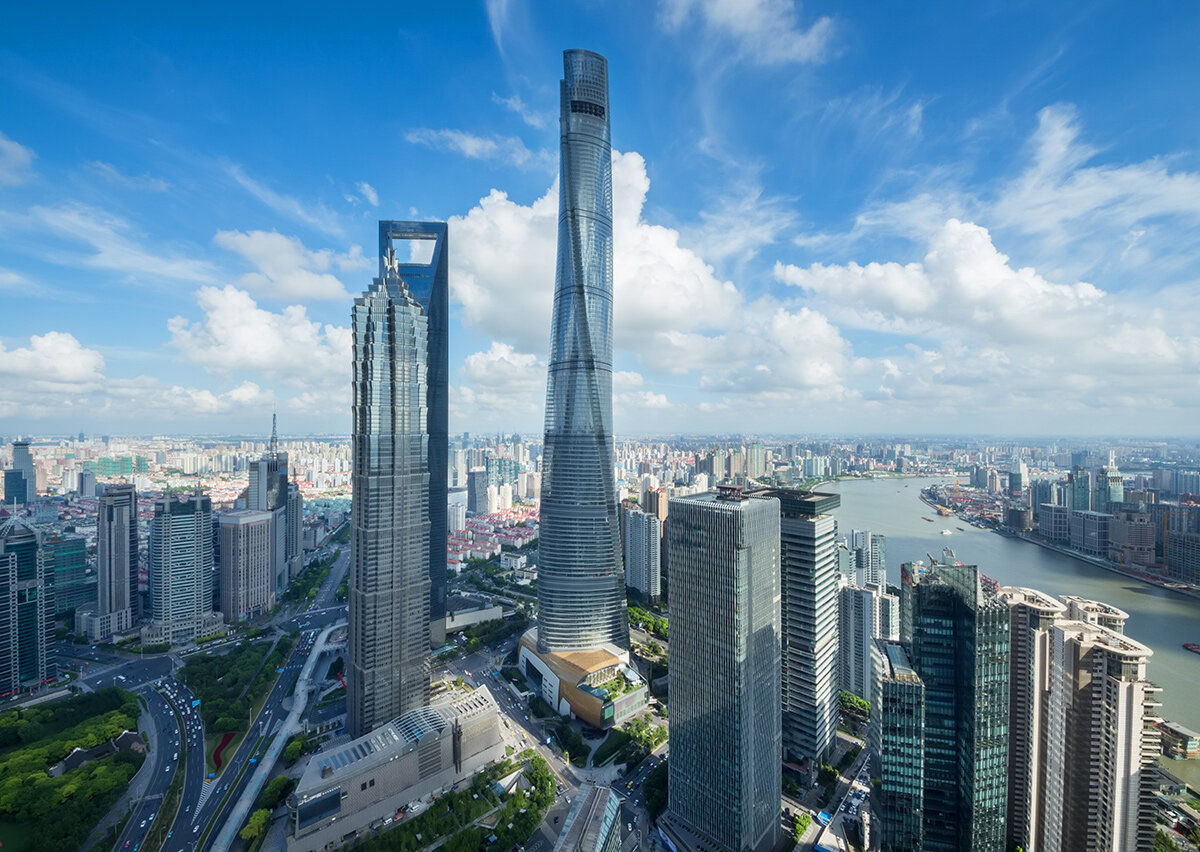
left=348, top=241, right=433, bottom=738
left=537, top=49, right=628, bottom=654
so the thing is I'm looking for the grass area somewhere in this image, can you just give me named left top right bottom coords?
left=551, top=722, right=589, bottom=767
left=355, top=753, right=556, bottom=852
left=207, top=728, right=245, bottom=776
left=0, top=688, right=144, bottom=851
left=591, top=729, right=632, bottom=767
left=594, top=673, right=639, bottom=698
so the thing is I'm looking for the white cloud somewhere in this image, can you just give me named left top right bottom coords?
left=213, top=229, right=367, bottom=300
left=89, top=161, right=169, bottom=192
left=356, top=181, right=379, bottom=207
left=0, top=331, right=105, bottom=392
left=167, top=285, right=350, bottom=390
left=0, top=132, right=34, bottom=185
left=405, top=128, right=553, bottom=171
left=777, top=218, right=1105, bottom=343
left=492, top=92, right=549, bottom=129
left=226, top=163, right=344, bottom=236
left=453, top=342, right=546, bottom=426
left=105, top=377, right=273, bottom=416
left=659, top=0, right=834, bottom=65
left=24, top=203, right=216, bottom=284
left=449, top=150, right=742, bottom=360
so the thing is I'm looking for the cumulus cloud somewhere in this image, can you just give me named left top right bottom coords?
left=776, top=218, right=1105, bottom=343
left=213, top=229, right=368, bottom=300
left=167, top=285, right=350, bottom=389
left=450, top=150, right=742, bottom=359
left=0, top=132, right=34, bottom=185
left=0, top=331, right=105, bottom=393
left=454, top=342, right=546, bottom=425
left=659, top=0, right=834, bottom=65
left=405, top=128, right=553, bottom=171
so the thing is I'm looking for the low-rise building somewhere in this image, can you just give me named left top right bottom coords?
left=518, top=627, right=647, bottom=729
left=287, top=687, right=507, bottom=852
left=1160, top=721, right=1200, bottom=760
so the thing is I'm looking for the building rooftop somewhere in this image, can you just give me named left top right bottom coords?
left=295, top=686, right=499, bottom=798
left=1000, top=586, right=1068, bottom=615
left=878, top=640, right=921, bottom=685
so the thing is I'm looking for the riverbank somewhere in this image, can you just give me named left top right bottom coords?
left=1008, top=530, right=1200, bottom=603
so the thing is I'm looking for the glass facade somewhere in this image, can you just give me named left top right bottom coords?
left=0, top=519, right=57, bottom=696
left=871, top=639, right=925, bottom=852
left=377, top=221, right=448, bottom=639
left=537, top=50, right=628, bottom=654
left=98, top=483, right=139, bottom=619
left=900, top=559, right=1010, bottom=852
left=667, top=491, right=781, bottom=852
left=348, top=233, right=434, bottom=737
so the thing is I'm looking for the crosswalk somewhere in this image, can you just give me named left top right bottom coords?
left=195, top=779, right=216, bottom=812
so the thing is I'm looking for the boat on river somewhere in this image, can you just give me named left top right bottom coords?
left=1185, top=643, right=1200, bottom=656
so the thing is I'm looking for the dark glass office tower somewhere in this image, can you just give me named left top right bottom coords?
left=899, top=557, right=1010, bottom=852
left=666, top=489, right=781, bottom=852
left=378, top=221, right=448, bottom=646
left=537, top=49, right=628, bottom=654
left=0, top=518, right=56, bottom=697
left=348, top=230, right=434, bottom=737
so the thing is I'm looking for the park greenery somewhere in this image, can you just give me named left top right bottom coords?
left=355, top=753, right=555, bottom=852
left=1155, top=828, right=1181, bottom=852
left=240, top=807, right=272, bottom=844
left=594, top=716, right=666, bottom=767
left=591, top=728, right=631, bottom=766
left=0, top=688, right=144, bottom=850
left=179, top=635, right=295, bottom=735
left=838, top=690, right=870, bottom=718
left=258, top=775, right=296, bottom=810
left=628, top=605, right=668, bottom=639
left=463, top=614, right=529, bottom=649
left=286, top=548, right=341, bottom=603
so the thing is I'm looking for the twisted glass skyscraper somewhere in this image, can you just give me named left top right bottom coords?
left=537, top=49, right=628, bottom=654
left=347, top=231, right=436, bottom=737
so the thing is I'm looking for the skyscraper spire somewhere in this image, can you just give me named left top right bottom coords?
left=269, top=410, right=278, bottom=458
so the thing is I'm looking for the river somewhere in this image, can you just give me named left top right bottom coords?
left=824, top=475, right=1200, bottom=789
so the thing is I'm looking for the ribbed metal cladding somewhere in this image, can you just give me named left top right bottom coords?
left=537, top=49, right=628, bottom=655
left=347, top=254, right=432, bottom=738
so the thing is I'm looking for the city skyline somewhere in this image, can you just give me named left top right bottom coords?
left=4, top=4, right=1200, bottom=436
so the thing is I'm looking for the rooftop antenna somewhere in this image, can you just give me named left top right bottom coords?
left=270, top=410, right=279, bottom=458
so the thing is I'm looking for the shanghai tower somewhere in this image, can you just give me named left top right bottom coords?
left=346, top=229, right=438, bottom=737
left=537, top=50, right=629, bottom=654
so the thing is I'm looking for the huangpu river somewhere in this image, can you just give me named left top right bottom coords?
left=824, top=475, right=1200, bottom=790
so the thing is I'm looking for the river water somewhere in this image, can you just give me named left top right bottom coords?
left=825, top=475, right=1200, bottom=788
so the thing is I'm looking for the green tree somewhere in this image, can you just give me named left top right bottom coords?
left=283, top=739, right=303, bottom=763
left=240, top=808, right=270, bottom=841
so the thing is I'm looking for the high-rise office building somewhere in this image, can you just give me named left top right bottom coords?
left=751, top=488, right=841, bottom=766
left=348, top=227, right=434, bottom=737
left=1094, top=465, right=1124, bottom=511
left=378, top=221, right=449, bottom=644
left=536, top=49, right=627, bottom=655
left=247, top=417, right=293, bottom=596
left=897, top=556, right=1010, bottom=852
left=622, top=506, right=661, bottom=601
left=665, top=488, right=781, bottom=852
left=286, top=482, right=303, bottom=580
left=78, top=469, right=96, bottom=498
left=1001, top=586, right=1067, bottom=852
left=1067, top=466, right=1091, bottom=511
left=851, top=529, right=886, bottom=586
left=144, top=493, right=222, bottom=645
left=466, top=469, right=488, bottom=515
left=0, top=517, right=56, bottom=697
left=839, top=582, right=898, bottom=701
left=1041, top=620, right=1160, bottom=852
left=76, top=483, right=139, bottom=640
left=871, top=639, right=925, bottom=852
left=219, top=510, right=274, bottom=621
left=46, top=533, right=93, bottom=616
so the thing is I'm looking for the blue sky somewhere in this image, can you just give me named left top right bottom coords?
left=2, top=1, right=1199, bottom=436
